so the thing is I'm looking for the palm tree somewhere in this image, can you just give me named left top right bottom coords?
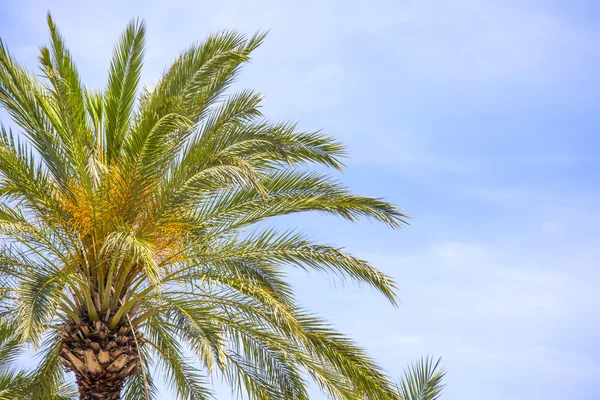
left=0, top=13, right=411, bottom=400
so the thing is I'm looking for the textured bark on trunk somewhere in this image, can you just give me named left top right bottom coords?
left=58, top=321, right=143, bottom=400
left=75, top=373, right=124, bottom=400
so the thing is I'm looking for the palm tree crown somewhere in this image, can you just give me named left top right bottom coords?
left=0, top=14, right=410, bottom=400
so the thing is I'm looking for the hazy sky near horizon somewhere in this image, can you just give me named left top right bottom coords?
left=1, top=1, right=599, bottom=399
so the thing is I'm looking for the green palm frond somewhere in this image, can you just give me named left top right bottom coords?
left=15, top=265, right=69, bottom=344
left=185, top=228, right=399, bottom=304
left=398, top=357, right=446, bottom=400
left=121, top=347, right=158, bottom=400
left=22, top=333, right=77, bottom=400
left=145, top=318, right=214, bottom=400
left=104, top=18, right=146, bottom=163
left=0, top=323, right=28, bottom=399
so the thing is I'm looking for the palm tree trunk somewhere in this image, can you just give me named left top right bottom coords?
left=75, top=373, right=125, bottom=400
left=58, top=321, right=143, bottom=399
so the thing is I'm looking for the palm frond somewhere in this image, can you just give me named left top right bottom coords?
left=25, top=333, right=74, bottom=400
left=186, top=229, right=399, bottom=305
left=15, top=264, right=69, bottom=344
left=122, top=346, right=158, bottom=400
left=104, top=19, right=146, bottom=162
left=398, top=357, right=446, bottom=400
left=144, top=318, right=214, bottom=400
left=39, top=14, right=92, bottom=191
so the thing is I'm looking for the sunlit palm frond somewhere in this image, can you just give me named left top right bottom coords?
left=104, top=19, right=146, bottom=163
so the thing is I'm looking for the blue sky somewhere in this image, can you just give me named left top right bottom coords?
left=1, top=0, right=599, bottom=399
